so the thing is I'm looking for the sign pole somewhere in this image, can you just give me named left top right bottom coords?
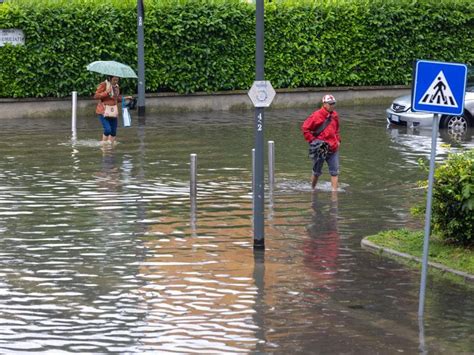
left=411, top=60, right=467, bottom=318
left=137, top=0, right=145, bottom=117
left=418, top=113, right=439, bottom=318
left=253, top=0, right=265, bottom=249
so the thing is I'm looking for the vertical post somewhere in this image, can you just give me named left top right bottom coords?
left=190, top=154, right=197, bottom=198
left=252, top=148, right=256, bottom=193
left=268, top=141, right=274, bottom=222
left=137, top=0, right=146, bottom=116
left=418, top=114, right=439, bottom=318
left=252, top=148, right=256, bottom=226
left=253, top=0, right=265, bottom=250
left=268, top=140, right=275, bottom=188
left=71, top=91, right=77, bottom=141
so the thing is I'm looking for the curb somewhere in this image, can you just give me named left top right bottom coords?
left=361, top=237, right=474, bottom=283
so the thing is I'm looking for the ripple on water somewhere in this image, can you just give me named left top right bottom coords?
left=59, top=139, right=107, bottom=148
left=276, top=179, right=348, bottom=193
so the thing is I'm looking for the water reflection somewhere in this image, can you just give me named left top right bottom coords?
left=71, top=141, right=80, bottom=174
left=138, top=203, right=259, bottom=352
left=418, top=317, right=427, bottom=355
left=190, top=196, right=197, bottom=237
left=252, top=249, right=266, bottom=348
left=387, top=125, right=474, bottom=165
left=304, top=191, right=340, bottom=290
left=97, top=147, right=121, bottom=191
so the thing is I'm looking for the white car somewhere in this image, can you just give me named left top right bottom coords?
left=386, top=85, right=474, bottom=135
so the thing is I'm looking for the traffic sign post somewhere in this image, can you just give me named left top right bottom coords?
left=253, top=0, right=265, bottom=250
left=413, top=60, right=468, bottom=319
left=418, top=113, right=439, bottom=319
left=248, top=0, right=276, bottom=250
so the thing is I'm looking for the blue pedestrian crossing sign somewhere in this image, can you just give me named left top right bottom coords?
left=412, top=60, right=467, bottom=115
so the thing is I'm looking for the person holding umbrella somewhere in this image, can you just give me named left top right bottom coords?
left=94, top=76, right=132, bottom=145
left=87, top=61, right=137, bottom=145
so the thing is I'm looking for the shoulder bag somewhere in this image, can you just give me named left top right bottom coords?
left=312, top=113, right=332, bottom=137
left=103, top=81, right=119, bottom=118
left=104, top=104, right=119, bottom=118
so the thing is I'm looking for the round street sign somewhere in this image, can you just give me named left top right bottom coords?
left=248, top=81, right=276, bottom=108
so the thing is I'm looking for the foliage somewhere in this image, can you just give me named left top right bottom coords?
left=430, top=150, right=474, bottom=246
left=366, top=229, right=474, bottom=276
left=0, top=0, right=473, bottom=97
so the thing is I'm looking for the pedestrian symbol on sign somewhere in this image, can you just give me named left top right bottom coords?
left=418, top=70, right=458, bottom=107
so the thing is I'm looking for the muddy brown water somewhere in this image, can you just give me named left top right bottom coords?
left=0, top=106, right=473, bottom=353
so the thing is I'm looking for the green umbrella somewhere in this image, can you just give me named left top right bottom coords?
left=86, top=60, right=138, bottom=79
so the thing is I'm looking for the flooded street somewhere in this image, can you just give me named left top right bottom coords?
left=0, top=106, right=473, bottom=353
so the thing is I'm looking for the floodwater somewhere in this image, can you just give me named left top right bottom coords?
left=0, top=106, right=473, bottom=353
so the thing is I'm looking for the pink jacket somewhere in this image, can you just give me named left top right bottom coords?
left=94, top=81, right=122, bottom=115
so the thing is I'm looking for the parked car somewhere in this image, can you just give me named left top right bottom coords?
left=386, top=84, right=474, bottom=135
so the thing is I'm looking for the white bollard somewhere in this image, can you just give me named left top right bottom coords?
left=71, top=91, right=77, bottom=140
left=268, top=140, right=275, bottom=188
left=190, top=154, right=197, bottom=198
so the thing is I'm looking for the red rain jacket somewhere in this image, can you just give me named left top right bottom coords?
left=301, top=107, right=341, bottom=152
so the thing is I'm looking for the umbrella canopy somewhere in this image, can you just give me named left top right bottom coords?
left=86, top=60, right=138, bottom=79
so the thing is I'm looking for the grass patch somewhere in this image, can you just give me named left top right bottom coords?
left=366, top=229, right=474, bottom=275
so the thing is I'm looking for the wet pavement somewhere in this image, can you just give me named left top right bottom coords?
left=0, top=106, right=473, bottom=353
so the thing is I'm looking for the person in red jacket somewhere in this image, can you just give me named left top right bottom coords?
left=301, top=94, right=341, bottom=191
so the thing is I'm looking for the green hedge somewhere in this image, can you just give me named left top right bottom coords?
left=0, top=0, right=473, bottom=98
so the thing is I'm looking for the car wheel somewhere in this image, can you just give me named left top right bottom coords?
left=440, top=113, right=472, bottom=135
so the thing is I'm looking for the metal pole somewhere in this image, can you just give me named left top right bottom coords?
left=137, top=0, right=146, bottom=116
left=252, top=148, right=256, bottom=193
left=268, top=140, right=275, bottom=187
left=190, top=154, right=197, bottom=198
left=253, top=0, right=265, bottom=250
left=252, top=148, right=256, bottom=227
left=267, top=141, right=275, bottom=222
left=71, top=91, right=77, bottom=141
left=418, top=114, right=439, bottom=319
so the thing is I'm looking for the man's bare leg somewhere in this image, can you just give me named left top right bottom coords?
left=331, top=175, right=338, bottom=191
left=311, top=175, right=318, bottom=189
